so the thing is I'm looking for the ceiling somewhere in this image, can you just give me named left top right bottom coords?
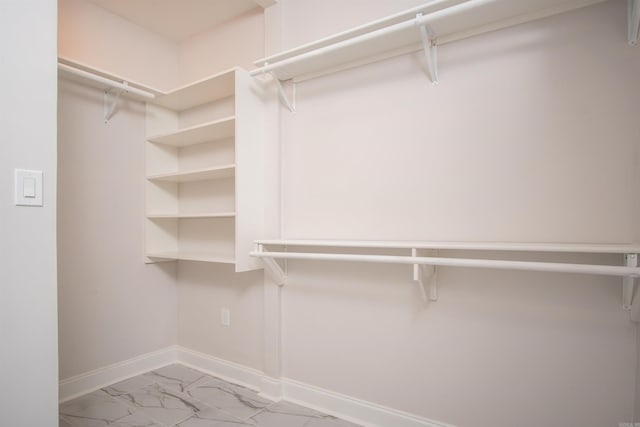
left=86, top=0, right=274, bottom=42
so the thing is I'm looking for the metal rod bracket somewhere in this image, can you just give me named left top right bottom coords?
left=104, top=82, right=127, bottom=123
left=416, top=13, right=438, bottom=84
left=256, top=244, right=287, bottom=286
left=413, top=248, right=437, bottom=302
left=265, top=62, right=296, bottom=113
left=623, top=253, right=637, bottom=310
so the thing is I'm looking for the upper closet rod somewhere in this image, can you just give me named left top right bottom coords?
left=250, top=0, right=494, bottom=78
left=58, top=63, right=156, bottom=99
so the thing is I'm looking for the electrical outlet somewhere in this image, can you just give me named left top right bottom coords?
left=221, top=308, right=231, bottom=326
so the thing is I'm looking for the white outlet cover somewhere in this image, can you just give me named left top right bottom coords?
left=15, top=169, right=43, bottom=207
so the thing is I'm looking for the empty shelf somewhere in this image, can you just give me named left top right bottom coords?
left=147, top=117, right=235, bottom=147
left=147, top=165, right=236, bottom=183
left=146, top=252, right=236, bottom=264
left=147, top=212, right=236, bottom=219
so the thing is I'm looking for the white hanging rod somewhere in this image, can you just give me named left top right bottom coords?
left=58, top=63, right=156, bottom=99
left=249, top=0, right=494, bottom=78
left=254, top=239, right=640, bottom=254
left=250, top=250, right=640, bottom=279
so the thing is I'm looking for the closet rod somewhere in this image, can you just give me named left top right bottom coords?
left=250, top=251, right=640, bottom=279
left=58, top=63, right=156, bottom=99
left=250, top=0, right=495, bottom=77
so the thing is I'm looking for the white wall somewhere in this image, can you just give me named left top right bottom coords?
left=178, top=9, right=265, bottom=85
left=57, top=79, right=178, bottom=379
left=275, top=1, right=639, bottom=426
left=58, top=0, right=180, bottom=91
left=0, top=1, right=59, bottom=426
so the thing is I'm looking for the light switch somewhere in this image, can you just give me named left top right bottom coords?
left=23, top=177, right=36, bottom=198
left=15, top=169, right=43, bottom=206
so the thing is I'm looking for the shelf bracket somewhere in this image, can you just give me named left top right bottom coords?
left=264, top=62, right=296, bottom=113
left=629, top=0, right=640, bottom=46
left=256, top=244, right=287, bottom=286
left=416, top=13, right=438, bottom=84
left=104, top=83, right=126, bottom=123
left=413, top=249, right=438, bottom=302
left=623, top=253, right=637, bottom=310
left=275, top=78, right=296, bottom=113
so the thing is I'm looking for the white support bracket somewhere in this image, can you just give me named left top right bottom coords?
left=274, top=78, right=296, bottom=113
left=263, top=62, right=296, bottom=113
left=629, top=0, right=640, bottom=46
left=104, top=83, right=127, bottom=123
left=416, top=13, right=438, bottom=84
left=623, top=253, right=637, bottom=310
left=256, top=244, right=287, bottom=286
left=412, top=249, right=438, bottom=302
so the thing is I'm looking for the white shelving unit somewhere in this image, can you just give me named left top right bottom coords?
left=145, top=67, right=265, bottom=272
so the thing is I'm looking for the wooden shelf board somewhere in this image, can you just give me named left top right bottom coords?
left=146, top=252, right=236, bottom=264
left=147, top=164, right=236, bottom=183
left=147, top=212, right=236, bottom=219
left=148, top=116, right=236, bottom=147
left=152, top=68, right=237, bottom=110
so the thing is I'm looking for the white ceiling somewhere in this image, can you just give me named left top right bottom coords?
left=86, top=0, right=273, bottom=42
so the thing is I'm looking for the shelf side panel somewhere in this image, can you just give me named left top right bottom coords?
left=145, top=103, right=179, bottom=263
left=235, top=69, right=266, bottom=272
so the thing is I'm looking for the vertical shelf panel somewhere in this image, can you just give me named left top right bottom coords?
left=234, top=69, right=266, bottom=272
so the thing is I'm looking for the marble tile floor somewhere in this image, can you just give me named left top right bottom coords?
left=59, top=363, right=362, bottom=427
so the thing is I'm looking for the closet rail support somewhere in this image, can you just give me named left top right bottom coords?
left=623, top=253, right=637, bottom=310
left=265, top=63, right=296, bottom=113
left=104, top=84, right=126, bottom=123
left=416, top=14, right=438, bottom=84
left=629, top=0, right=640, bottom=46
left=257, top=244, right=287, bottom=285
left=412, top=249, right=437, bottom=302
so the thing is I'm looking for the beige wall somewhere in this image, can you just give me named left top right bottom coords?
left=178, top=9, right=265, bottom=85
left=57, top=80, right=178, bottom=379
left=275, top=1, right=639, bottom=426
left=177, top=263, right=264, bottom=370
left=1, top=1, right=59, bottom=425
left=58, top=0, right=179, bottom=91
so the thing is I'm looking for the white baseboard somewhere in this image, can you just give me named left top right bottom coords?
left=58, top=346, right=178, bottom=403
left=280, top=377, right=455, bottom=427
left=59, top=346, right=454, bottom=427
left=175, top=345, right=264, bottom=392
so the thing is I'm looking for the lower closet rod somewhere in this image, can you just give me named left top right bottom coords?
left=250, top=251, right=640, bottom=279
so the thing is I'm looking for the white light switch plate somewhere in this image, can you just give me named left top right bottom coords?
left=15, top=169, right=43, bottom=206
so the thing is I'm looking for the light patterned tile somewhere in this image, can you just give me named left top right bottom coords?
left=111, top=411, right=165, bottom=427
left=115, top=382, right=209, bottom=426
left=185, top=378, right=272, bottom=420
left=176, top=407, right=255, bottom=426
left=143, top=364, right=209, bottom=393
left=59, top=389, right=135, bottom=427
left=103, top=374, right=157, bottom=398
